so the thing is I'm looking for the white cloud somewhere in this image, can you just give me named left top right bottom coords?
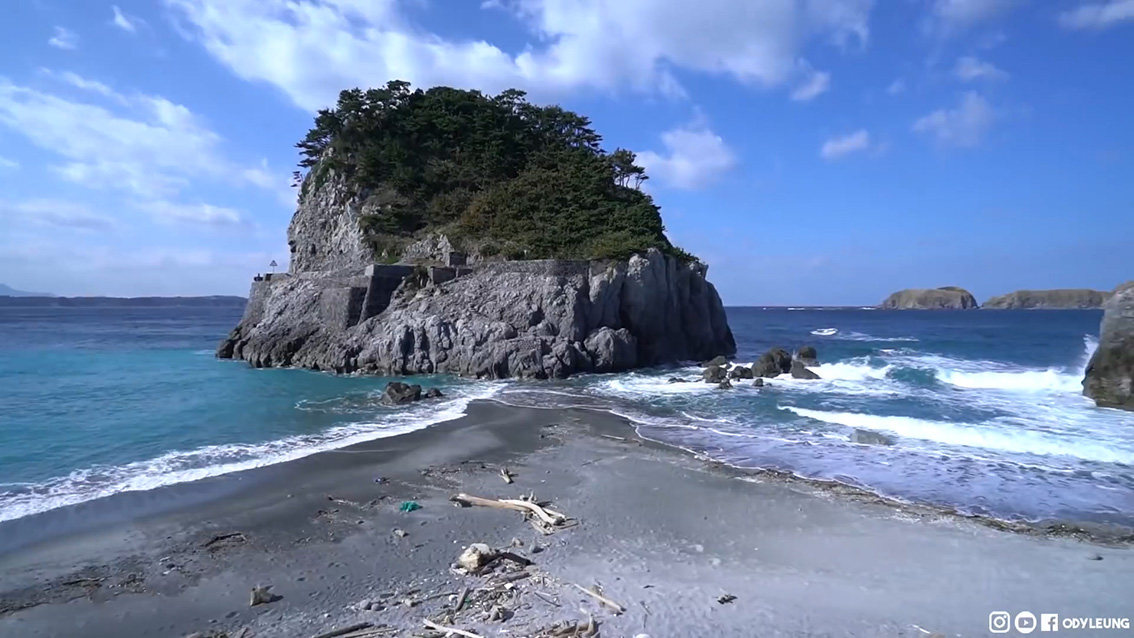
left=953, top=56, right=1008, bottom=81
left=48, top=26, right=79, bottom=50
left=913, top=91, right=995, bottom=147
left=791, top=65, right=831, bottom=101
left=820, top=129, right=871, bottom=159
left=0, top=199, right=117, bottom=231
left=0, top=75, right=271, bottom=199
left=111, top=6, right=141, bottom=33
left=1059, top=0, right=1134, bottom=29
left=163, top=0, right=871, bottom=110
left=636, top=119, right=738, bottom=190
left=928, top=0, right=1019, bottom=34
left=133, top=200, right=251, bottom=229
left=38, top=69, right=131, bottom=105
left=886, top=78, right=906, bottom=95
left=0, top=156, right=17, bottom=170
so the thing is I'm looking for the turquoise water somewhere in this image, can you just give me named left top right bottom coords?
left=1, top=306, right=1132, bottom=526
left=0, top=307, right=498, bottom=521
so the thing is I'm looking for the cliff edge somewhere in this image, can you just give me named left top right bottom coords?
left=1083, top=281, right=1134, bottom=410
left=983, top=289, right=1112, bottom=309
left=879, top=287, right=979, bottom=310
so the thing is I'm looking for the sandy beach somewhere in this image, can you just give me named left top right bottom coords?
left=1, top=401, right=1131, bottom=638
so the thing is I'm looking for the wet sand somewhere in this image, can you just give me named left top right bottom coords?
left=1, top=401, right=1131, bottom=638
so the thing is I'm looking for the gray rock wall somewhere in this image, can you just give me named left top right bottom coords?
left=218, top=249, right=735, bottom=379
left=1083, top=281, right=1134, bottom=410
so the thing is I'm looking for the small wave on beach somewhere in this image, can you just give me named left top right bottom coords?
left=0, top=384, right=503, bottom=523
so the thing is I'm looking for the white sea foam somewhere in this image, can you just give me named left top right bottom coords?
left=782, top=407, right=1133, bottom=465
left=0, top=384, right=504, bottom=523
left=833, top=331, right=919, bottom=342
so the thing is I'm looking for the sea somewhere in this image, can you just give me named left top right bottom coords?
left=1, top=306, right=1132, bottom=528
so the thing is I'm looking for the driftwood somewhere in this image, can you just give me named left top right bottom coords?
left=311, top=623, right=373, bottom=638
left=450, top=493, right=566, bottom=527
left=454, top=585, right=471, bottom=612
left=500, top=468, right=514, bottom=484
left=422, top=619, right=485, bottom=638
left=573, top=584, right=625, bottom=614
left=202, top=532, right=246, bottom=548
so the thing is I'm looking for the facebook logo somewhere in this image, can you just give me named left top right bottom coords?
left=1041, top=614, right=1060, bottom=632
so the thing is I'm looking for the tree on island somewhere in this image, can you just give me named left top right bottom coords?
left=293, top=80, right=692, bottom=263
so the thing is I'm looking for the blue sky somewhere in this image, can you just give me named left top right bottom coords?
left=0, top=0, right=1131, bottom=305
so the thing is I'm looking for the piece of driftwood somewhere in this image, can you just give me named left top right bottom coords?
left=450, top=494, right=566, bottom=527
left=454, top=585, right=471, bottom=612
left=572, top=584, right=625, bottom=614
left=311, top=622, right=372, bottom=638
left=422, top=619, right=484, bottom=638
left=500, top=468, right=514, bottom=484
left=202, top=532, right=246, bottom=548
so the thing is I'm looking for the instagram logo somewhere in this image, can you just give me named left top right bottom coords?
left=990, top=611, right=1012, bottom=633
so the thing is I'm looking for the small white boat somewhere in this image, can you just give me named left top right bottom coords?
left=811, top=328, right=838, bottom=336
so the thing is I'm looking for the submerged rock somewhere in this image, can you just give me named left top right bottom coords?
left=752, top=348, right=792, bottom=378
left=851, top=429, right=895, bottom=446
left=790, top=360, right=820, bottom=380
left=703, top=365, right=727, bottom=383
left=1083, top=281, right=1134, bottom=410
left=667, top=377, right=688, bottom=384
left=796, top=345, right=819, bottom=366
left=729, top=365, right=753, bottom=380
left=717, top=379, right=733, bottom=390
left=880, top=287, right=978, bottom=310
left=702, top=355, right=729, bottom=367
left=380, top=381, right=422, bottom=405
left=752, top=378, right=764, bottom=388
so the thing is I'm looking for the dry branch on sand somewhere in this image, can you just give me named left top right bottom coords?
left=450, top=493, right=575, bottom=534
left=572, top=584, right=625, bottom=614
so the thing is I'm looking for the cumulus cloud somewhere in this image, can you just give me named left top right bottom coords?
left=163, top=0, right=872, bottom=110
left=48, top=26, right=79, bottom=50
left=791, top=65, right=831, bottom=101
left=0, top=156, right=17, bottom=170
left=953, top=56, right=1009, bottom=81
left=1059, top=0, right=1134, bottom=29
left=913, top=91, right=995, bottom=147
left=820, top=129, right=871, bottom=159
left=0, top=75, right=272, bottom=200
left=636, top=119, right=738, bottom=190
left=111, top=6, right=141, bottom=33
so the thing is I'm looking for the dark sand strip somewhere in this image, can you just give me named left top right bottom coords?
left=1, top=401, right=1131, bottom=638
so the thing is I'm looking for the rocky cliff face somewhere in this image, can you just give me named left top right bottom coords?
left=220, top=173, right=735, bottom=379
left=983, top=289, right=1112, bottom=309
left=1083, top=281, right=1134, bottom=410
left=879, top=287, right=978, bottom=310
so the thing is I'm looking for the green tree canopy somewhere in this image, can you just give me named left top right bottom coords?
left=295, top=81, right=694, bottom=263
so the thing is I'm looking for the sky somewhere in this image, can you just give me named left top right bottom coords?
left=0, top=0, right=1131, bottom=305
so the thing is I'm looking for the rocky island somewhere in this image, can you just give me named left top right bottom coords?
left=218, top=81, right=734, bottom=378
left=983, top=288, right=1112, bottom=309
left=1083, top=281, right=1134, bottom=411
left=879, top=286, right=979, bottom=310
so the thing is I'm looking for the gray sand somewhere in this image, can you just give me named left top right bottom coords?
left=1, top=401, right=1131, bottom=638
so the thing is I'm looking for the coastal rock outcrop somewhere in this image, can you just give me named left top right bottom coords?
left=880, top=287, right=978, bottom=310
left=1083, top=281, right=1134, bottom=410
left=752, top=348, right=793, bottom=378
left=983, top=289, right=1112, bottom=309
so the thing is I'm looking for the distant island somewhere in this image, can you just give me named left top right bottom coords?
left=982, top=289, right=1112, bottom=309
left=0, top=296, right=246, bottom=308
left=880, top=287, right=979, bottom=310
left=0, top=283, right=53, bottom=298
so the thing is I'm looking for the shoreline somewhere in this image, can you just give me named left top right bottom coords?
left=2, top=400, right=1132, bottom=638
left=4, top=395, right=1132, bottom=555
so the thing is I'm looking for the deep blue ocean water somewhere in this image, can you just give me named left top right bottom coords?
left=1, top=306, right=1132, bottom=526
